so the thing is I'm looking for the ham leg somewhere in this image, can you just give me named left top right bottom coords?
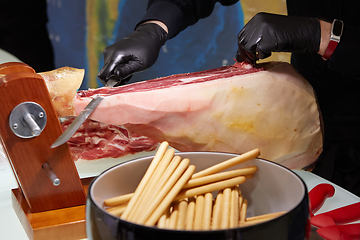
left=74, top=61, right=323, bottom=169
left=39, top=67, right=84, bottom=117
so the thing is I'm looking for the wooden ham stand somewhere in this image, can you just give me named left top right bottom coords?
left=0, top=62, right=91, bottom=240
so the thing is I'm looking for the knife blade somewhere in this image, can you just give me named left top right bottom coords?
left=51, top=77, right=120, bottom=148
left=50, top=95, right=104, bottom=148
left=105, top=78, right=118, bottom=87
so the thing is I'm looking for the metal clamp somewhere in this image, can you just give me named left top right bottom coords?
left=9, top=102, right=47, bottom=138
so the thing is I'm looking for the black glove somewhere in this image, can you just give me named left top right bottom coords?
left=236, top=12, right=321, bottom=62
left=98, top=23, right=168, bottom=86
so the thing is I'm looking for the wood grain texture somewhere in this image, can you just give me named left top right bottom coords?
left=0, top=63, right=86, bottom=213
left=0, top=62, right=35, bottom=74
left=11, top=177, right=93, bottom=240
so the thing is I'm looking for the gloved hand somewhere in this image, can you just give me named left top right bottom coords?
left=98, top=23, right=168, bottom=86
left=236, top=12, right=321, bottom=63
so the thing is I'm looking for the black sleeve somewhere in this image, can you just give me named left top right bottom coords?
left=328, top=23, right=360, bottom=79
left=136, top=0, right=239, bottom=39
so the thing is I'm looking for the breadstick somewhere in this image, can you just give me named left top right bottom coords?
left=202, top=192, right=213, bottom=230
left=220, top=188, right=232, bottom=229
left=103, top=155, right=180, bottom=209
left=175, top=176, right=246, bottom=201
left=238, top=194, right=244, bottom=222
left=106, top=203, right=128, bottom=216
left=103, top=167, right=256, bottom=209
left=137, top=159, right=190, bottom=224
left=185, top=197, right=196, bottom=230
left=133, top=154, right=181, bottom=220
left=176, top=199, right=188, bottom=230
left=230, top=186, right=239, bottom=228
left=183, top=166, right=257, bottom=189
left=104, top=192, right=134, bottom=207
left=239, top=221, right=257, bottom=227
left=245, top=174, right=254, bottom=179
left=165, top=209, right=171, bottom=228
left=239, top=198, right=248, bottom=223
left=191, top=149, right=260, bottom=179
left=157, top=211, right=167, bottom=228
left=168, top=202, right=179, bottom=229
left=239, top=211, right=285, bottom=227
left=121, top=141, right=169, bottom=220
left=211, top=190, right=223, bottom=230
left=246, top=211, right=286, bottom=223
left=157, top=207, right=171, bottom=228
left=145, top=165, right=196, bottom=226
left=129, top=148, right=175, bottom=221
left=193, top=195, right=204, bottom=230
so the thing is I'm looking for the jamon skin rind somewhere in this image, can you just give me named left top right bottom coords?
left=75, top=62, right=322, bottom=169
left=40, top=67, right=84, bottom=117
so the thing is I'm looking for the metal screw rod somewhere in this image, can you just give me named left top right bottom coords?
left=23, top=112, right=41, bottom=136
left=42, top=163, right=60, bottom=186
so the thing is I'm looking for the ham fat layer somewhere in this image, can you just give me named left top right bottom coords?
left=74, top=62, right=323, bottom=169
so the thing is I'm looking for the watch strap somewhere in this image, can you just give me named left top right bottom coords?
left=322, top=19, right=343, bottom=61
left=322, top=40, right=338, bottom=60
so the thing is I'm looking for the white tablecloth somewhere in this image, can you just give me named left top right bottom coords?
left=0, top=145, right=359, bottom=240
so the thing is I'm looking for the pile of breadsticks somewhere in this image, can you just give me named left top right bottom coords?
left=103, top=141, right=285, bottom=230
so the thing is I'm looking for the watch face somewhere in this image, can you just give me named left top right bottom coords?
left=332, top=20, right=343, bottom=36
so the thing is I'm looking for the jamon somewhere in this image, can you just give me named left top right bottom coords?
left=61, top=118, right=158, bottom=160
left=39, top=67, right=84, bottom=117
left=0, top=66, right=83, bottom=117
left=74, top=61, right=323, bottom=169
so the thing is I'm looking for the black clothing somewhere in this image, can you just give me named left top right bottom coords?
left=287, top=0, right=360, bottom=197
left=139, top=0, right=239, bottom=39
left=235, top=13, right=321, bottom=62
left=139, top=0, right=360, bottom=196
left=98, top=23, right=168, bottom=86
left=0, top=0, right=54, bottom=72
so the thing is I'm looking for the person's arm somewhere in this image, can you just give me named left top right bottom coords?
left=98, top=0, right=239, bottom=86
left=322, top=21, right=360, bottom=79
left=236, top=12, right=321, bottom=63
left=141, top=20, right=168, bottom=33
left=236, top=13, right=360, bottom=79
left=138, top=0, right=238, bottom=39
left=318, top=20, right=331, bottom=56
left=97, top=22, right=168, bottom=86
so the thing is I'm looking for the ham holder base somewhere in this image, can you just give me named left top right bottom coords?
left=0, top=62, right=90, bottom=240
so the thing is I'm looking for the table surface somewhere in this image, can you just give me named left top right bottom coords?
left=0, top=48, right=21, bottom=64
left=1, top=48, right=359, bottom=240
left=1, top=145, right=360, bottom=240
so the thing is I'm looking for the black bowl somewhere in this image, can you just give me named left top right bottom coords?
left=86, top=152, right=310, bottom=240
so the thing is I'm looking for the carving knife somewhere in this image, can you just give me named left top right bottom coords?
left=50, top=79, right=118, bottom=148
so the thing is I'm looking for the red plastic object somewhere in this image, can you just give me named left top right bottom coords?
left=309, top=183, right=335, bottom=215
left=319, top=202, right=360, bottom=225
left=317, top=225, right=341, bottom=240
left=338, top=224, right=360, bottom=239
left=340, top=234, right=353, bottom=240
left=318, top=224, right=360, bottom=240
left=311, top=214, right=336, bottom=228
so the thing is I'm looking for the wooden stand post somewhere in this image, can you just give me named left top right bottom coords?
left=0, top=63, right=89, bottom=239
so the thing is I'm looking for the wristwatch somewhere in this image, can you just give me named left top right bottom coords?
left=322, top=19, right=344, bottom=60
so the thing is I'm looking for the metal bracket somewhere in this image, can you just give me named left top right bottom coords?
left=9, top=102, right=47, bottom=138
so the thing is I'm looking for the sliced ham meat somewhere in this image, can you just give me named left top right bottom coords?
left=61, top=118, right=158, bottom=161
left=74, top=61, right=323, bottom=169
left=21, top=66, right=157, bottom=161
